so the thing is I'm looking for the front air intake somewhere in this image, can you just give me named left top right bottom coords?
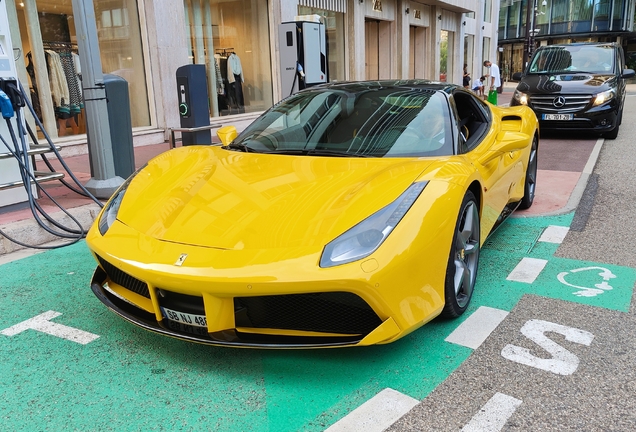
left=96, top=255, right=151, bottom=299
left=234, top=292, right=382, bottom=335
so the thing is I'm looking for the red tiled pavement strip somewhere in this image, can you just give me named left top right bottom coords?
left=517, top=170, right=581, bottom=216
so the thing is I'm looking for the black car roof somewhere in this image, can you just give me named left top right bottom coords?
left=304, top=80, right=458, bottom=94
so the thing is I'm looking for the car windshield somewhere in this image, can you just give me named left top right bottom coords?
left=528, top=45, right=615, bottom=74
left=230, top=87, right=453, bottom=158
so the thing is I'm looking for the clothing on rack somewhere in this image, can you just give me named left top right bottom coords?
left=227, top=53, right=244, bottom=111
left=59, top=51, right=83, bottom=114
left=27, top=41, right=84, bottom=135
left=214, top=48, right=245, bottom=114
left=26, top=52, right=43, bottom=121
left=213, top=54, right=225, bottom=94
left=40, top=42, right=83, bottom=120
left=46, top=49, right=71, bottom=116
left=227, top=53, right=244, bottom=84
left=72, top=52, right=82, bottom=98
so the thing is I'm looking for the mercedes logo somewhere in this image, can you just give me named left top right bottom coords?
left=553, top=96, right=566, bottom=108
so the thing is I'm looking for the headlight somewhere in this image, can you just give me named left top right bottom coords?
left=98, top=167, right=144, bottom=235
left=513, top=90, right=529, bottom=105
left=593, top=89, right=614, bottom=106
left=320, top=181, right=428, bottom=268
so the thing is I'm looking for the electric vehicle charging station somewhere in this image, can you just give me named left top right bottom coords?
left=279, top=16, right=327, bottom=97
left=176, top=64, right=212, bottom=146
left=0, top=0, right=34, bottom=207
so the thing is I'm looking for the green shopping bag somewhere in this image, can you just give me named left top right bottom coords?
left=487, top=89, right=498, bottom=105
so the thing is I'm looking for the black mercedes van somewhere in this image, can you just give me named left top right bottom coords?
left=510, top=42, right=635, bottom=139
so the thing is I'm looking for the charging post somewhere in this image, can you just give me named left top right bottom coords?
left=0, top=0, right=34, bottom=207
left=176, top=64, right=211, bottom=146
left=279, top=15, right=327, bottom=97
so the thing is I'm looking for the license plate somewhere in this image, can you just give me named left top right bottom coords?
left=164, top=319, right=209, bottom=336
left=543, top=113, right=573, bottom=120
left=161, top=307, right=207, bottom=328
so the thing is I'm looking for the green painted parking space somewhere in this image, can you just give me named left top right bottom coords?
left=477, top=214, right=635, bottom=313
left=0, top=212, right=634, bottom=431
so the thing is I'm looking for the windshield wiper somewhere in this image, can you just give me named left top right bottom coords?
left=224, top=142, right=257, bottom=153
left=265, top=149, right=370, bottom=157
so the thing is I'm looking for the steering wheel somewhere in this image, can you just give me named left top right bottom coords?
left=458, top=116, right=472, bottom=142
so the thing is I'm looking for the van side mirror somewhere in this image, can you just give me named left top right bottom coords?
left=512, top=72, right=523, bottom=81
left=622, top=69, right=635, bottom=79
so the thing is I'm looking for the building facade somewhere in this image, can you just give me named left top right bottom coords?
left=6, top=0, right=500, bottom=155
left=498, top=0, right=636, bottom=80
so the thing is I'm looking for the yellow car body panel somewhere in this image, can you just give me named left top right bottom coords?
left=87, top=85, right=538, bottom=348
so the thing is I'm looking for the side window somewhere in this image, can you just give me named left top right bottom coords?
left=453, top=90, right=491, bottom=154
left=451, top=104, right=467, bottom=155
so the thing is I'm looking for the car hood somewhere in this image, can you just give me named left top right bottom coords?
left=516, top=73, right=616, bottom=95
left=116, top=146, right=434, bottom=250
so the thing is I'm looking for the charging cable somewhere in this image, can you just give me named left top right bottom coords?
left=0, top=79, right=104, bottom=249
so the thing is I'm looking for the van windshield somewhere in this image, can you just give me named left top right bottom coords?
left=528, top=45, right=615, bottom=74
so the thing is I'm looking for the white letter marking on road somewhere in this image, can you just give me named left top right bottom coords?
left=501, top=319, right=593, bottom=375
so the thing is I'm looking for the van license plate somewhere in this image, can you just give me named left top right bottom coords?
left=543, top=114, right=573, bottom=120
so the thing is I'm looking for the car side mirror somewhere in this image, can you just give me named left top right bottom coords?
left=217, top=126, right=238, bottom=145
left=622, top=69, right=635, bottom=79
left=512, top=72, right=523, bottom=81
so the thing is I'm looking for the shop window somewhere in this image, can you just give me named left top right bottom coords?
left=13, top=0, right=150, bottom=139
left=184, top=0, right=273, bottom=118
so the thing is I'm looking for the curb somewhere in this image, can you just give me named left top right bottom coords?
left=0, top=203, right=101, bottom=256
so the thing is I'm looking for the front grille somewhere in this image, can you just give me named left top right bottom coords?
left=530, top=94, right=592, bottom=113
left=97, top=255, right=150, bottom=299
left=156, top=290, right=205, bottom=315
left=234, top=292, right=382, bottom=335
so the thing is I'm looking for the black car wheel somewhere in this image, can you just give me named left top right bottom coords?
left=519, top=136, right=538, bottom=210
left=605, top=110, right=622, bottom=139
left=441, top=191, right=480, bottom=318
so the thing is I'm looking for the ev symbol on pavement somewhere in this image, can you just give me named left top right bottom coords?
left=557, top=266, right=617, bottom=297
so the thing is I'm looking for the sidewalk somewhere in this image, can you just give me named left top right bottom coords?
left=0, top=83, right=575, bottom=256
left=0, top=142, right=173, bottom=255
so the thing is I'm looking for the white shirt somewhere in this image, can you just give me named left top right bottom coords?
left=489, top=63, right=501, bottom=88
left=227, top=53, right=244, bottom=83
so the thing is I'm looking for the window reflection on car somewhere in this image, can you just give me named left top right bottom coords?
left=228, top=88, right=454, bottom=158
left=528, top=46, right=615, bottom=75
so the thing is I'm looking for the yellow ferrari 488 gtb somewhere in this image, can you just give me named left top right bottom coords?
left=87, top=81, right=539, bottom=348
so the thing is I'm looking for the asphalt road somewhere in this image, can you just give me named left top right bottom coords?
left=388, top=95, right=636, bottom=431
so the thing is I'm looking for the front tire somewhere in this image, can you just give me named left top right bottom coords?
left=441, top=191, right=480, bottom=318
left=519, top=136, right=538, bottom=210
left=605, top=121, right=620, bottom=140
